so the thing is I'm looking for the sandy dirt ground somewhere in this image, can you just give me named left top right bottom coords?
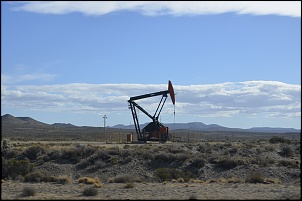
left=1, top=180, right=301, bottom=200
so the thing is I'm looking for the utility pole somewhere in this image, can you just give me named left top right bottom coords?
left=103, top=115, right=107, bottom=142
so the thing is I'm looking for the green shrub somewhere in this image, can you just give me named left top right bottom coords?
left=2, top=158, right=34, bottom=179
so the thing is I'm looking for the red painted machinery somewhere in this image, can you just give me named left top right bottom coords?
left=128, top=80, right=175, bottom=142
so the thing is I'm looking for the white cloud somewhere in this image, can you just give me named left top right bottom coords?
left=1, top=73, right=58, bottom=84
left=1, top=81, right=300, bottom=120
left=10, top=1, right=301, bottom=17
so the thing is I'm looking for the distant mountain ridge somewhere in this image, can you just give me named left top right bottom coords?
left=1, top=114, right=300, bottom=133
left=111, top=121, right=300, bottom=133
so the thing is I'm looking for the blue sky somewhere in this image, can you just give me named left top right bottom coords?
left=1, top=1, right=301, bottom=129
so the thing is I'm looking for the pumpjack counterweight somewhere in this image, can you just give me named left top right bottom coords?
left=128, top=80, right=175, bottom=142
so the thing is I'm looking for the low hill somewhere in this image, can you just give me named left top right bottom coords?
left=1, top=114, right=48, bottom=126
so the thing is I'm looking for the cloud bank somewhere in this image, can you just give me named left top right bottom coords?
left=2, top=81, right=300, bottom=120
left=10, top=1, right=301, bottom=17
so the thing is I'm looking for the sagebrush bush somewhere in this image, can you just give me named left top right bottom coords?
left=278, top=160, right=298, bottom=168
left=168, top=146, right=186, bottom=154
left=59, top=146, right=97, bottom=164
left=154, top=152, right=169, bottom=162
left=139, top=149, right=154, bottom=160
left=153, top=152, right=189, bottom=164
left=1, top=138, right=12, bottom=150
left=108, top=174, right=142, bottom=183
left=24, top=170, right=49, bottom=182
left=269, top=136, right=291, bottom=144
left=82, top=187, right=98, bottom=196
left=215, top=158, right=238, bottom=170
left=279, top=145, right=294, bottom=157
left=24, top=145, right=46, bottom=160
left=124, top=182, right=136, bottom=188
left=2, top=149, right=20, bottom=159
left=22, top=186, right=36, bottom=197
left=24, top=170, right=70, bottom=184
left=190, top=157, right=206, bottom=168
left=2, top=158, right=34, bottom=179
left=154, top=168, right=194, bottom=182
left=197, top=144, right=212, bottom=154
left=245, top=171, right=265, bottom=183
left=110, top=156, right=119, bottom=164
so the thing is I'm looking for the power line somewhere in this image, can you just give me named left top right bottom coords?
left=103, top=115, right=107, bottom=141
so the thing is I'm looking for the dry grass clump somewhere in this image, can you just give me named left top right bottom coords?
left=188, top=179, right=204, bottom=183
left=78, top=177, right=101, bottom=185
left=55, top=176, right=71, bottom=184
left=93, top=182, right=103, bottom=188
left=78, top=177, right=103, bottom=188
left=177, top=178, right=185, bottom=183
left=264, top=178, right=282, bottom=184
left=214, top=177, right=243, bottom=183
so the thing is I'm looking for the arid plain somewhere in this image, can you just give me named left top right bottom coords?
left=1, top=115, right=301, bottom=200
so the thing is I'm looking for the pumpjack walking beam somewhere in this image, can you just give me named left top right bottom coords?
left=128, top=80, right=175, bottom=142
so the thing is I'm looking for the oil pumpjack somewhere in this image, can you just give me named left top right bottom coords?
left=128, top=80, right=175, bottom=142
